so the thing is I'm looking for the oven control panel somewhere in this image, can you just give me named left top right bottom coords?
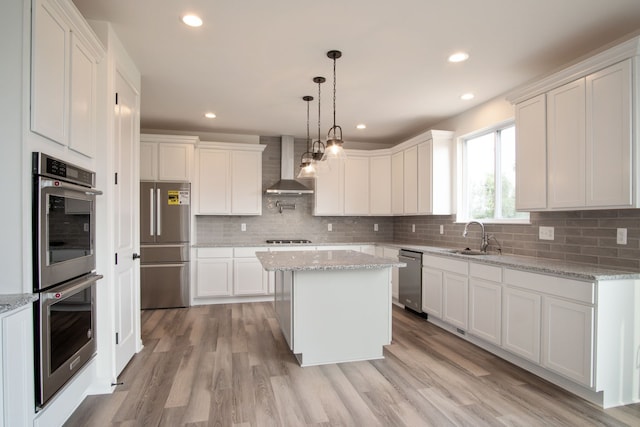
left=33, top=152, right=95, bottom=188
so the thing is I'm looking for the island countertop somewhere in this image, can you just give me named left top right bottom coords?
left=256, top=249, right=406, bottom=272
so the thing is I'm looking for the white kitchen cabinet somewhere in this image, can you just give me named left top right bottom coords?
left=422, top=266, right=443, bottom=318
left=403, top=145, right=418, bottom=214
left=195, top=248, right=233, bottom=297
left=233, top=247, right=268, bottom=296
left=391, top=151, right=404, bottom=215
left=417, top=131, right=454, bottom=214
left=314, top=159, right=345, bottom=215
left=369, top=154, right=392, bottom=215
left=469, top=278, right=502, bottom=346
left=502, top=285, right=541, bottom=363
left=542, top=297, right=594, bottom=387
left=382, top=247, right=400, bottom=300
left=515, top=94, right=547, bottom=210
left=548, top=78, right=587, bottom=209
left=344, top=155, right=370, bottom=215
left=140, top=134, right=197, bottom=182
left=196, top=142, right=265, bottom=215
left=31, top=0, right=103, bottom=156
left=585, top=59, right=633, bottom=207
left=442, top=272, right=468, bottom=330
left=231, top=150, right=263, bottom=214
left=1, top=305, right=34, bottom=426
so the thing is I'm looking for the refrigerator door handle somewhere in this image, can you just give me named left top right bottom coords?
left=149, top=188, right=155, bottom=236
left=157, top=188, right=162, bottom=236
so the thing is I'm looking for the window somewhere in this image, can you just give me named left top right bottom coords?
left=460, top=122, right=528, bottom=222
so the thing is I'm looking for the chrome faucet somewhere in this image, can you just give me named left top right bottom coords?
left=463, top=220, right=489, bottom=253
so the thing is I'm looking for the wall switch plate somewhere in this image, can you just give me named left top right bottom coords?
left=374, top=223, right=378, bottom=232
left=241, top=223, right=246, bottom=231
left=617, top=228, right=627, bottom=245
left=440, top=225, right=444, bottom=235
left=539, top=226, right=554, bottom=240
left=328, top=223, right=332, bottom=231
left=412, top=224, right=416, bottom=233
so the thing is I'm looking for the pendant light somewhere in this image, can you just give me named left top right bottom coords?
left=297, top=96, right=317, bottom=179
left=311, top=76, right=326, bottom=162
left=323, top=50, right=347, bottom=161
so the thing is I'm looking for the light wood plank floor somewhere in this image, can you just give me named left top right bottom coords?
left=65, top=303, right=640, bottom=426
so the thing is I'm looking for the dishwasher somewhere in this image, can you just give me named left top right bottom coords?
left=398, top=249, right=423, bottom=314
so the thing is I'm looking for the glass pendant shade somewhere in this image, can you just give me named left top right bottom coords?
left=325, top=50, right=346, bottom=161
left=297, top=161, right=317, bottom=178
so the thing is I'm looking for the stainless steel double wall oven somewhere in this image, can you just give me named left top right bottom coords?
left=32, top=153, right=103, bottom=408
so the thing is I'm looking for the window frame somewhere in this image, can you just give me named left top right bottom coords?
left=457, top=119, right=530, bottom=224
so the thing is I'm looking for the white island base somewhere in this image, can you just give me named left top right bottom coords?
left=275, top=268, right=392, bottom=366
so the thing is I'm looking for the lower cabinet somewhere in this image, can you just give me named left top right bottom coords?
left=233, top=248, right=268, bottom=296
left=502, top=286, right=541, bottom=363
left=542, top=296, right=594, bottom=387
left=382, top=247, right=400, bottom=300
left=422, top=267, right=443, bottom=318
left=422, top=255, right=468, bottom=328
left=442, top=272, right=468, bottom=330
left=195, top=248, right=233, bottom=297
left=469, top=278, right=502, bottom=345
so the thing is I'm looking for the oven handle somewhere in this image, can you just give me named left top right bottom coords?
left=40, top=178, right=103, bottom=196
left=42, top=273, right=104, bottom=301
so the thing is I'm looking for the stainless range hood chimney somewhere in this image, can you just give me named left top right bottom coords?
left=265, top=136, right=314, bottom=195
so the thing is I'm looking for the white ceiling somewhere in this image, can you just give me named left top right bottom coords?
left=72, top=0, right=640, bottom=145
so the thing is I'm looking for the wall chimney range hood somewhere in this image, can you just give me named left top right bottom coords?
left=265, top=136, right=314, bottom=195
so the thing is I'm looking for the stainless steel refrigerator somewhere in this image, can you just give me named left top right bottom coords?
left=140, top=182, right=190, bottom=309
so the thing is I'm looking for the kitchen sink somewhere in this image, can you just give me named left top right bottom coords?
left=447, top=248, right=487, bottom=256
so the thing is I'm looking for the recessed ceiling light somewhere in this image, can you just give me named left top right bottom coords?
left=356, top=124, right=366, bottom=130
left=460, top=93, right=475, bottom=100
left=182, top=14, right=203, bottom=27
left=448, top=52, right=469, bottom=63
left=204, top=112, right=216, bottom=119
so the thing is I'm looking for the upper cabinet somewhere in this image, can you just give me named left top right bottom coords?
left=196, top=142, right=265, bottom=215
left=31, top=0, right=104, bottom=157
left=508, top=36, right=640, bottom=211
left=140, top=134, right=197, bottom=182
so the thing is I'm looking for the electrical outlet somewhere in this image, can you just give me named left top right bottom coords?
left=84, top=223, right=89, bottom=232
left=539, top=226, right=554, bottom=240
left=328, top=223, right=332, bottom=232
left=374, top=223, right=378, bottom=232
left=241, top=223, right=246, bottom=231
left=617, top=228, right=627, bottom=245
left=440, top=225, right=444, bottom=235
left=412, top=224, right=416, bottom=233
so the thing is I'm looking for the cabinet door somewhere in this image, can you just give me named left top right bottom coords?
left=233, top=258, right=267, bottom=295
left=586, top=59, right=632, bottom=208
left=469, top=278, right=502, bottom=345
left=502, top=286, right=541, bottom=363
left=391, top=151, right=404, bottom=214
left=314, top=159, right=344, bottom=215
left=547, top=79, right=586, bottom=209
left=231, top=150, right=262, bottom=214
left=542, top=297, right=594, bottom=387
left=382, top=247, right=399, bottom=300
left=344, top=155, right=370, bottom=215
left=158, top=143, right=192, bottom=182
left=369, top=155, right=392, bottom=215
left=140, top=142, right=158, bottom=181
left=69, top=33, right=96, bottom=157
left=515, top=94, right=547, bottom=210
left=442, top=272, right=468, bottom=329
left=195, top=258, right=232, bottom=297
left=422, top=267, right=443, bottom=318
left=197, top=149, right=230, bottom=214
left=417, top=141, right=432, bottom=214
left=403, top=145, right=418, bottom=214
left=31, top=0, right=69, bottom=145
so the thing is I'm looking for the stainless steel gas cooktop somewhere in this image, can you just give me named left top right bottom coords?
left=265, top=239, right=312, bottom=244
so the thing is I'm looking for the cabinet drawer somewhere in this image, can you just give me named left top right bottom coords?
left=234, top=247, right=265, bottom=258
left=197, top=247, right=233, bottom=258
left=504, top=269, right=594, bottom=304
left=470, top=262, right=502, bottom=282
left=424, top=255, right=468, bottom=275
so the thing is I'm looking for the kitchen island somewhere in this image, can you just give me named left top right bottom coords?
left=256, top=250, right=405, bottom=366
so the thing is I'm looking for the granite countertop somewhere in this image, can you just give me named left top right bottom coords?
left=193, top=242, right=363, bottom=248
left=385, top=243, right=640, bottom=281
left=0, top=293, right=38, bottom=315
left=256, top=249, right=406, bottom=272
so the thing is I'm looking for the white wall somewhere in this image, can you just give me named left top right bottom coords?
left=0, top=0, right=27, bottom=294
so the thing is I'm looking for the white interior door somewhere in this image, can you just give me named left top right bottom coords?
left=113, top=70, right=140, bottom=375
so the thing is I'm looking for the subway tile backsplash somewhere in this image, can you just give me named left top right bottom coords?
left=196, top=136, right=640, bottom=271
